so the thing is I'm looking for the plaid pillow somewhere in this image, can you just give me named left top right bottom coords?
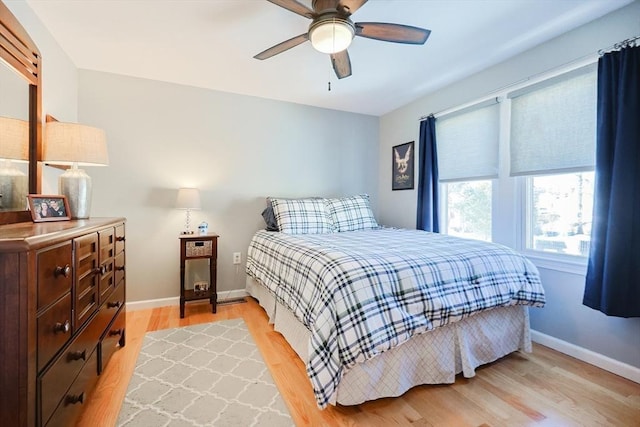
left=271, top=198, right=333, bottom=234
left=325, top=194, right=378, bottom=232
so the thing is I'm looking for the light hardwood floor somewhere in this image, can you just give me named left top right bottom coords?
left=78, top=299, right=640, bottom=426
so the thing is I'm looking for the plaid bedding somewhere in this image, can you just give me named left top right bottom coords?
left=246, top=228, right=545, bottom=408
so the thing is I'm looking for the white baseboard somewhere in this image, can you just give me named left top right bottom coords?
left=531, top=329, right=640, bottom=384
left=126, top=290, right=249, bottom=312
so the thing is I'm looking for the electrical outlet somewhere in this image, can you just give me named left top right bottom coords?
left=233, top=252, right=241, bottom=264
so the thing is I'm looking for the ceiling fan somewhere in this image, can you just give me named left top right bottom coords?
left=254, top=0, right=431, bottom=79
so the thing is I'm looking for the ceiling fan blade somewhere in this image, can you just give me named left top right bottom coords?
left=337, top=0, right=368, bottom=15
left=254, top=33, right=309, bottom=60
left=355, top=22, right=431, bottom=44
left=331, top=50, right=352, bottom=79
left=267, top=0, right=315, bottom=19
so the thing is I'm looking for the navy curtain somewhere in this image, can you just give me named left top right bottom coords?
left=416, top=115, right=439, bottom=232
left=583, top=45, right=640, bottom=317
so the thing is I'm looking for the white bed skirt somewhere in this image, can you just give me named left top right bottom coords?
left=246, top=276, right=532, bottom=406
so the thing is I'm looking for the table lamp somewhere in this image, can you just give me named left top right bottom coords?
left=176, top=187, right=201, bottom=234
left=43, top=119, right=108, bottom=219
left=0, top=116, right=29, bottom=210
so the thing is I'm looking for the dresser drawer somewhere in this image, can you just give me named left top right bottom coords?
left=94, top=282, right=125, bottom=339
left=38, top=293, right=73, bottom=371
left=44, top=348, right=99, bottom=427
left=37, top=243, right=72, bottom=311
left=40, top=317, right=102, bottom=425
left=115, top=224, right=125, bottom=254
left=99, top=306, right=125, bottom=374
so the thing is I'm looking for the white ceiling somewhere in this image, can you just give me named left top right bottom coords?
left=25, top=0, right=632, bottom=116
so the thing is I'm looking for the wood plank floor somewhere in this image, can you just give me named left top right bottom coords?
left=78, top=299, right=640, bottom=426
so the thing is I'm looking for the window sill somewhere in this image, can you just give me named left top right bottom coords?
left=520, top=250, right=588, bottom=276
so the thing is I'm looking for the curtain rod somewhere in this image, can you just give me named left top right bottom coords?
left=598, top=35, right=640, bottom=55
left=419, top=33, right=640, bottom=122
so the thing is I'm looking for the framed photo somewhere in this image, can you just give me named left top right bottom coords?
left=27, top=195, right=71, bottom=222
left=194, top=281, right=209, bottom=293
left=392, top=141, right=415, bottom=190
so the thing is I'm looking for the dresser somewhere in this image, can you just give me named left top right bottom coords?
left=0, top=218, right=126, bottom=426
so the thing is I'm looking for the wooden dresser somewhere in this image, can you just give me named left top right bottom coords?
left=0, top=218, right=127, bottom=426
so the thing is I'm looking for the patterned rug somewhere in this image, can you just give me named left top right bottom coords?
left=117, top=318, right=293, bottom=426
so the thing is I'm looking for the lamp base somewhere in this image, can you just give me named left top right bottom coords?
left=0, top=166, right=28, bottom=210
left=59, top=168, right=92, bottom=219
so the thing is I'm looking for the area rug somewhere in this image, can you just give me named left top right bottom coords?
left=117, top=318, right=293, bottom=426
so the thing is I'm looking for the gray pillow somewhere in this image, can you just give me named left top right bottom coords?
left=261, top=200, right=279, bottom=231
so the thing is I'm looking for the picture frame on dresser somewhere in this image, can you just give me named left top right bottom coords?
left=27, top=195, right=71, bottom=222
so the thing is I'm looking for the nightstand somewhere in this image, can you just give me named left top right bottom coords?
left=179, top=234, right=218, bottom=318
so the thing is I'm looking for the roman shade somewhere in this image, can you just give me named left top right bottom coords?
left=436, top=99, right=500, bottom=182
left=509, top=64, right=597, bottom=176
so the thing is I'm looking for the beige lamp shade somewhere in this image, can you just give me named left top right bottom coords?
left=0, top=116, right=29, bottom=161
left=176, top=188, right=201, bottom=210
left=44, top=121, right=109, bottom=166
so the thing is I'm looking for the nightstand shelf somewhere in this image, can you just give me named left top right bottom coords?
left=179, top=234, right=218, bottom=318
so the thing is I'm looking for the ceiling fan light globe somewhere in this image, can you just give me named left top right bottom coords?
left=310, top=20, right=354, bottom=54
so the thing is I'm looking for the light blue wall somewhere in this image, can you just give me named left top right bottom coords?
left=78, top=70, right=379, bottom=302
left=378, top=2, right=640, bottom=369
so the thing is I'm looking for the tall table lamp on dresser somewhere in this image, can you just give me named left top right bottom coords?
left=0, top=116, right=29, bottom=210
left=43, top=118, right=108, bottom=219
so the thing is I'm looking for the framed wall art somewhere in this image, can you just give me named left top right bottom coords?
left=392, top=141, right=414, bottom=190
left=27, top=195, right=71, bottom=222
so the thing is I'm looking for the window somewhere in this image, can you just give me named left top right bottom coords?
left=428, top=61, right=598, bottom=266
left=527, top=172, right=594, bottom=256
left=509, top=64, right=597, bottom=258
left=445, top=180, right=492, bottom=242
left=436, top=100, right=499, bottom=242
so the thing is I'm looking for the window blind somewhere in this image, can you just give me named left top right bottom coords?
left=509, top=65, right=597, bottom=176
left=436, top=100, right=500, bottom=182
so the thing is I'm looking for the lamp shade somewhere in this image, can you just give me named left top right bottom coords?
left=0, top=116, right=29, bottom=161
left=176, top=188, right=201, bottom=210
left=44, top=121, right=108, bottom=166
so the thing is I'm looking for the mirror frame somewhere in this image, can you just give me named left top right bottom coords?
left=0, top=1, right=41, bottom=225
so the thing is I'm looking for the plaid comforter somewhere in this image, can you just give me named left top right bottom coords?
left=246, top=228, right=545, bottom=408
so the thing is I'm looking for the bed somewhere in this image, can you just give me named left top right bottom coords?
left=246, top=196, right=545, bottom=409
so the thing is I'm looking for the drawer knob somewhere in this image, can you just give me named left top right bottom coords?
left=115, top=265, right=125, bottom=272
left=108, top=328, right=123, bottom=337
left=66, top=392, right=85, bottom=405
left=107, top=301, right=122, bottom=309
left=54, top=264, right=71, bottom=278
left=54, top=320, right=71, bottom=334
left=68, top=349, right=87, bottom=361
left=116, top=236, right=125, bottom=242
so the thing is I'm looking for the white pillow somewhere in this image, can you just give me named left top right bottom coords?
left=270, top=198, right=333, bottom=234
left=325, top=194, right=378, bottom=232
